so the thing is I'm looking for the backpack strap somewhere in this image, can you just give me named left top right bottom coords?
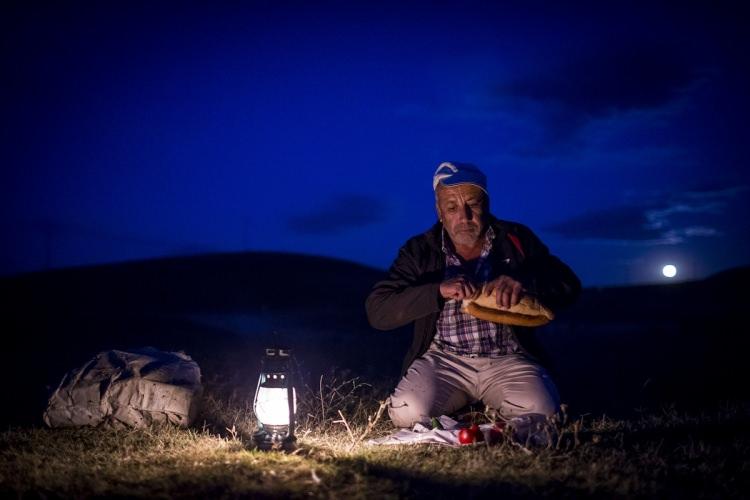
left=507, top=233, right=525, bottom=259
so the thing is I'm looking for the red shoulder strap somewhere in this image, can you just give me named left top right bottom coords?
left=507, top=233, right=525, bottom=259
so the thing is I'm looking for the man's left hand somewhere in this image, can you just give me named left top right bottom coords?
left=483, top=275, right=524, bottom=309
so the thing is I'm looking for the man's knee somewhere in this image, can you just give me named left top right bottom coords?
left=486, top=370, right=560, bottom=418
left=521, top=390, right=559, bottom=417
left=387, top=351, right=472, bottom=427
left=503, top=379, right=560, bottom=417
left=387, top=356, right=438, bottom=428
left=388, top=391, right=431, bottom=428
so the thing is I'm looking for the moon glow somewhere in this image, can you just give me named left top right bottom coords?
left=662, top=264, right=677, bottom=278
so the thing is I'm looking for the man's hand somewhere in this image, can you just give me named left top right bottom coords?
left=439, top=275, right=479, bottom=301
left=483, top=275, right=524, bottom=309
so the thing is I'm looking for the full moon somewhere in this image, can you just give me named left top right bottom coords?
left=662, top=264, right=677, bottom=278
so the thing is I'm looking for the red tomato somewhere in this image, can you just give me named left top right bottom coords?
left=458, top=428, right=476, bottom=445
left=469, top=424, right=483, bottom=442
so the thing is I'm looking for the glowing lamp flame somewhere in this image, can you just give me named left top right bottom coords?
left=254, top=386, right=297, bottom=426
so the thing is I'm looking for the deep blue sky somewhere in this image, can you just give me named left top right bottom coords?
left=2, top=2, right=748, bottom=286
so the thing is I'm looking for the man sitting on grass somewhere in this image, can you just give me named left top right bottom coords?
left=365, top=162, right=581, bottom=431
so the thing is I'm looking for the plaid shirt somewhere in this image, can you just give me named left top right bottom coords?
left=432, top=226, right=521, bottom=357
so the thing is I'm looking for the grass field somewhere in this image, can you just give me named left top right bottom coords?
left=2, top=376, right=748, bottom=499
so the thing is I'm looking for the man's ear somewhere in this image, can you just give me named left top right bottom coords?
left=434, top=185, right=445, bottom=221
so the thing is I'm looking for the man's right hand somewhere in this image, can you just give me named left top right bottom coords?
left=439, top=275, right=478, bottom=301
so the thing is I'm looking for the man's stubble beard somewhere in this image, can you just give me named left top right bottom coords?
left=449, top=224, right=481, bottom=247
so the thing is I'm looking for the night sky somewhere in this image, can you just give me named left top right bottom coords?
left=2, top=2, right=748, bottom=286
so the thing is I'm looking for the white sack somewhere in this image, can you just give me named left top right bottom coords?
left=43, top=347, right=202, bottom=428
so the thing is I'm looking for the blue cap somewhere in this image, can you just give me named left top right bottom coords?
left=432, top=162, right=487, bottom=193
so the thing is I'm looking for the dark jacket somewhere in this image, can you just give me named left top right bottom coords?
left=365, top=216, right=581, bottom=376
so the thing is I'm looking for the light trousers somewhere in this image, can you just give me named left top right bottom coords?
left=389, top=346, right=560, bottom=428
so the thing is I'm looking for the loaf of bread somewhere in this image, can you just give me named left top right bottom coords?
left=461, top=289, right=554, bottom=327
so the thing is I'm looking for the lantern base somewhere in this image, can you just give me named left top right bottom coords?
left=252, top=428, right=297, bottom=452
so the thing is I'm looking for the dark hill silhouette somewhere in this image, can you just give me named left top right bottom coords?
left=2, top=252, right=747, bottom=426
left=4, top=250, right=385, bottom=317
left=556, top=266, right=748, bottom=324
left=540, top=266, right=749, bottom=416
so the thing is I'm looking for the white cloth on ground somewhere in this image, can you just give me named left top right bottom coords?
left=367, top=414, right=554, bottom=449
left=367, top=415, right=498, bottom=447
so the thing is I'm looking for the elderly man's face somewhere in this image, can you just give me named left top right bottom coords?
left=436, top=184, right=488, bottom=247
